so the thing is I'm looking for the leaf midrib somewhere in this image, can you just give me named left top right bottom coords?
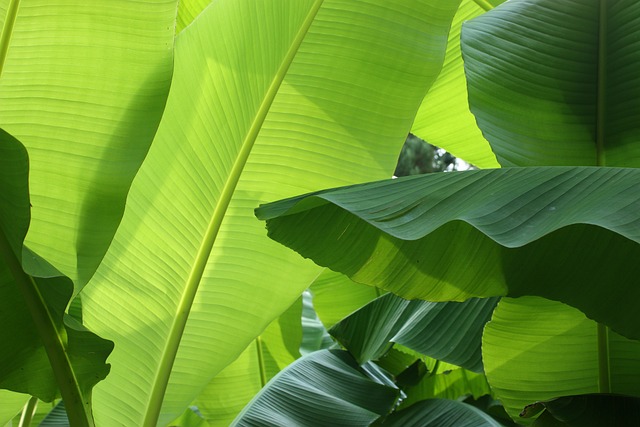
left=595, top=0, right=611, bottom=394
left=0, top=231, right=93, bottom=427
left=0, top=0, right=20, bottom=79
left=141, top=1, right=326, bottom=425
left=471, top=0, right=493, bottom=12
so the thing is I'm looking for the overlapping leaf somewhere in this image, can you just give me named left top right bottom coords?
left=531, top=394, right=640, bottom=427
left=381, top=399, right=502, bottom=427
left=231, top=349, right=400, bottom=426
left=0, top=130, right=112, bottom=425
left=171, top=298, right=303, bottom=426
left=329, top=293, right=498, bottom=372
left=176, top=0, right=212, bottom=33
left=483, top=297, right=640, bottom=424
left=310, top=270, right=380, bottom=329
left=0, top=0, right=178, bottom=288
left=400, top=365, right=491, bottom=409
left=80, top=0, right=464, bottom=425
left=411, top=0, right=505, bottom=168
left=0, top=389, right=28, bottom=425
left=462, top=0, right=640, bottom=167
left=257, top=166, right=640, bottom=339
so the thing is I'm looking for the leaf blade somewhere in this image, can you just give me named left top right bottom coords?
left=257, top=167, right=640, bottom=339
left=81, top=1, right=464, bottom=425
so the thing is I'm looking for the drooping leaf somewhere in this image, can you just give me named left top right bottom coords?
left=483, top=297, right=640, bottom=423
left=256, top=166, right=640, bottom=339
left=330, top=293, right=497, bottom=372
left=231, top=349, right=400, bottom=427
left=0, top=0, right=179, bottom=288
left=412, top=0, right=505, bottom=168
left=392, top=298, right=497, bottom=372
left=462, top=0, right=640, bottom=167
left=80, top=1, right=464, bottom=425
left=0, top=130, right=112, bottom=425
left=379, top=399, right=502, bottom=427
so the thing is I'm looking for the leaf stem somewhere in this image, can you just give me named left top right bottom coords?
left=18, top=396, right=38, bottom=427
left=0, top=0, right=20, bottom=78
left=256, top=336, right=267, bottom=388
left=597, top=323, right=611, bottom=393
left=472, top=0, right=494, bottom=12
left=142, top=2, right=325, bottom=425
left=0, top=232, right=93, bottom=427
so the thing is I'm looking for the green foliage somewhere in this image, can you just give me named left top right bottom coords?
left=1, top=0, right=475, bottom=424
left=255, top=0, right=640, bottom=424
left=3, top=0, right=639, bottom=425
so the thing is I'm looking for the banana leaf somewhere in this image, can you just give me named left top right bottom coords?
left=256, top=166, right=640, bottom=339
left=170, top=298, right=303, bottom=426
left=411, top=0, right=505, bottom=168
left=0, top=130, right=112, bottom=426
left=378, top=399, right=502, bottom=427
left=0, top=390, right=28, bottom=426
left=329, top=293, right=498, bottom=372
left=0, top=0, right=178, bottom=288
left=231, top=349, right=400, bottom=427
left=79, top=1, right=464, bottom=424
left=483, top=297, right=640, bottom=424
left=310, top=270, right=380, bottom=329
left=530, top=394, right=640, bottom=427
left=462, top=0, right=640, bottom=167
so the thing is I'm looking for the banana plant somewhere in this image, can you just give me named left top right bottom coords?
left=256, top=0, right=640, bottom=423
left=75, top=0, right=467, bottom=425
left=7, top=0, right=614, bottom=425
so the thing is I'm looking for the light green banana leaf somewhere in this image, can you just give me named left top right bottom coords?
left=310, top=270, right=380, bottom=329
left=411, top=0, right=504, bottom=168
left=175, top=0, right=211, bottom=33
left=0, top=0, right=178, bottom=289
left=79, top=0, right=464, bottom=425
left=169, top=297, right=303, bottom=426
left=483, top=297, right=640, bottom=424
left=399, top=365, right=491, bottom=410
left=0, top=390, right=28, bottom=426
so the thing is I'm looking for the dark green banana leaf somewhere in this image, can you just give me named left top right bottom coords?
left=231, top=349, right=400, bottom=427
left=462, top=0, right=640, bottom=167
left=377, top=399, right=502, bottom=427
left=0, top=130, right=112, bottom=425
left=329, top=293, right=498, bottom=372
left=530, top=394, right=640, bottom=427
left=256, top=167, right=640, bottom=340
